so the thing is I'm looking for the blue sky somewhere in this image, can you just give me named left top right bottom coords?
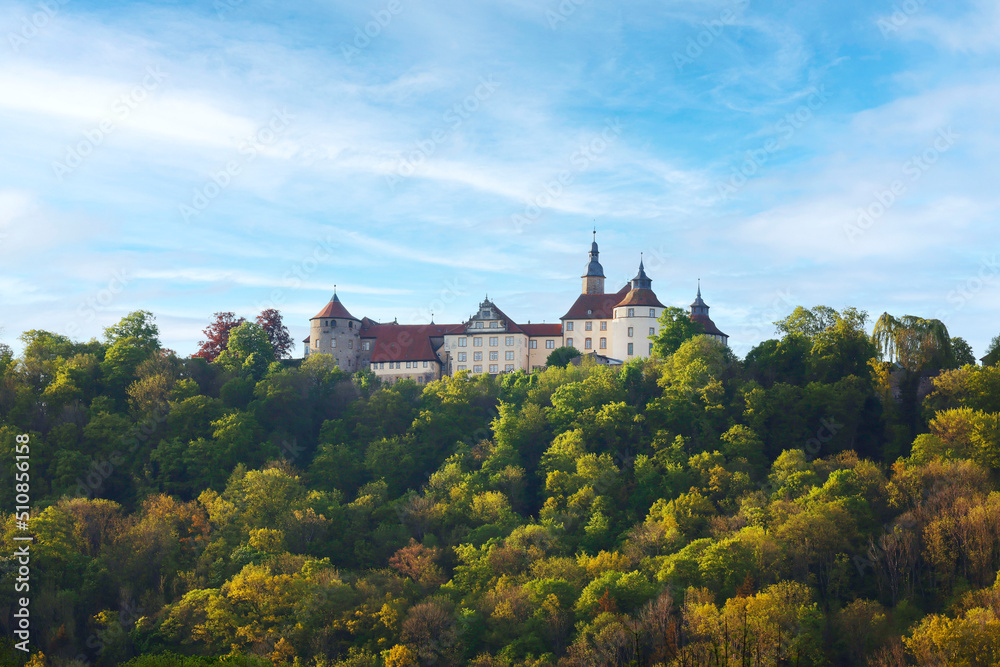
left=1, top=0, right=998, bottom=358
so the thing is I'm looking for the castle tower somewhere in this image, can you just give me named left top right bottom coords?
left=306, top=289, right=362, bottom=369
left=611, top=258, right=665, bottom=360
left=582, top=231, right=606, bottom=295
left=689, top=281, right=729, bottom=346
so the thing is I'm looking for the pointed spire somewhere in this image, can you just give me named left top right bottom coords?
left=631, top=256, right=651, bottom=290
left=697, top=279, right=702, bottom=299
left=332, top=284, right=339, bottom=302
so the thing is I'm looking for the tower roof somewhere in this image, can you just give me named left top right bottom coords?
left=691, top=280, right=707, bottom=309
left=582, top=230, right=605, bottom=278
left=311, top=291, right=358, bottom=321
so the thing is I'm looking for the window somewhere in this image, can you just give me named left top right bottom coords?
left=458, top=337, right=467, bottom=347
left=529, top=340, right=537, bottom=349
left=600, top=321, right=607, bottom=331
left=627, top=308, right=635, bottom=317
left=348, top=340, right=353, bottom=349
left=505, top=364, right=514, bottom=372
left=371, top=363, right=376, bottom=370
left=474, top=352, right=483, bottom=361
left=628, top=343, right=634, bottom=356
left=628, top=327, right=634, bottom=337
left=587, top=309, right=592, bottom=315
left=600, top=337, right=607, bottom=349
left=567, top=322, right=574, bottom=331
left=349, top=321, right=353, bottom=328
left=379, top=362, right=384, bottom=369
left=332, top=320, right=337, bottom=327
left=546, top=340, right=555, bottom=349
left=489, top=336, right=498, bottom=346
left=567, top=338, right=574, bottom=347
left=474, top=337, right=483, bottom=347
left=332, top=338, right=337, bottom=348
left=458, top=365, right=466, bottom=371
left=490, top=321, right=497, bottom=328
left=585, top=338, right=592, bottom=349
left=649, top=308, right=656, bottom=317
left=458, top=352, right=466, bottom=362
left=505, top=351, right=514, bottom=360
left=649, top=327, right=655, bottom=336
left=423, top=361, right=428, bottom=368
left=362, top=341, right=370, bottom=351
left=314, top=340, right=319, bottom=348
left=489, top=351, right=498, bottom=361
left=482, top=310, right=490, bottom=317
left=417, top=376, right=424, bottom=384
left=649, top=343, right=654, bottom=354
left=474, top=365, right=482, bottom=373
left=585, top=321, right=592, bottom=331
left=476, top=321, right=483, bottom=328
left=405, top=361, right=411, bottom=369
left=489, top=364, right=498, bottom=373
left=505, top=336, right=514, bottom=346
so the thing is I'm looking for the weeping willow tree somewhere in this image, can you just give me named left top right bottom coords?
left=872, top=313, right=954, bottom=373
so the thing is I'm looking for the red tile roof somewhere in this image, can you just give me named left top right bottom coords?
left=615, top=288, right=666, bottom=309
left=362, top=323, right=458, bottom=363
left=560, top=285, right=630, bottom=320
left=691, top=314, right=728, bottom=338
left=312, top=295, right=357, bottom=321
left=520, top=323, right=563, bottom=336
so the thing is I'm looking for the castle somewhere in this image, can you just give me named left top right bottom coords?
left=302, top=235, right=727, bottom=384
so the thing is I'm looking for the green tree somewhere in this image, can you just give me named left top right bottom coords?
left=215, top=321, right=275, bottom=379
left=546, top=346, right=581, bottom=368
left=650, top=306, right=703, bottom=358
left=983, top=333, right=1000, bottom=366
left=104, top=310, right=161, bottom=349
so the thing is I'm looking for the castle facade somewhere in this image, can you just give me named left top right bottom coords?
left=303, top=236, right=727, bottom=384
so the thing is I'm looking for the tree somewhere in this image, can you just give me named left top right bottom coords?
left=872, top=313, right=955, bottom=372
left=104, top=310, right=160, bottom=349
left=952, top=337, right=976, bottom=366
left=775, top=305, right=841, bottom=338
left=983, top=334, right=1000, bottom=366
left=193, top=312, right=246, bottom=361
left=546, top=346, right=581, bottom=368
left=651, top=307, right=703, bottom=358
left=215, top=322, right=275, bottom=379
left=255, top=309, right=292, bottom=359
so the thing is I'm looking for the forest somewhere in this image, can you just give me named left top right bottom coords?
left=2, top=305, right=1000, bottom=666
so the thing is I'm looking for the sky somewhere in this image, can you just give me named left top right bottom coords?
left=1, top=0, right=998, bottom=359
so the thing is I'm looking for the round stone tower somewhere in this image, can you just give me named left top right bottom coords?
left=307, top=289, right=361, bottom=370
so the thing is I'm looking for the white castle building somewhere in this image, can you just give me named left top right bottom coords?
left=303, top=235, right=727, bottom=384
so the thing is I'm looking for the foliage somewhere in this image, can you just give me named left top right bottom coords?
left=3, top=303, right=1000, bottom=665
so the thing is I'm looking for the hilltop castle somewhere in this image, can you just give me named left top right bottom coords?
left=302, top=235, right=727, bottom=384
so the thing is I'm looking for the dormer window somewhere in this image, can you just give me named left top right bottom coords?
left=587, top=309, right=592, bottom=315
left=482, top=310, right=490, bottom=317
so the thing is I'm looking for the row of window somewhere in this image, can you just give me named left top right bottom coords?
left=457, top=335, right=518, bottom=347
left=471, top=320, right=504, bottom=328
left=320, top=320, right=355, bottom=328
left=371, top=360, right=431, bottom=370
left=529, top=339, right=556, bottom=349
left=315, top=338, right=354, bottom=349
left=456, top=351, right=516, bottom=362
left=565, top=310, right=656, bottom=332
left=566, top=321, right=608, bottom=332
left=455, top=364, right=517, bottom=373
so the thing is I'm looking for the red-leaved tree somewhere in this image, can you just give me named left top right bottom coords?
left=193, top=312, right=246, bottom=361
left=256, top=308, right=292, bottom=359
